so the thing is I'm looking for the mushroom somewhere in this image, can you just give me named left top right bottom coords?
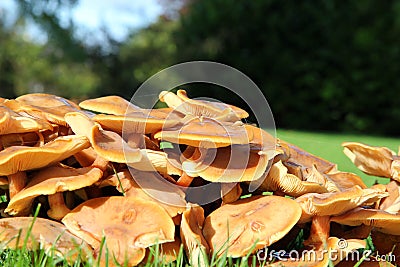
left=379, top=180, right=400, bottom=214
left=278, top=139, right=337, bottom=174
left=259, top=160, right=329, bottom=197
left=62, top=196, right=175, bottom=266
left=98, top=169, right=187, bottom=218
left=65, top=112, right=142, bottom=163
left=154, top=117, right=252, bottom=148
left=0, top=217, right=91, bottom=260
left=5, top=94, right=81, bottom=127
left=296, top=186, right=388, bottom=223
left=79, top=95, right=142, bottom=115
left=221, top=183, right=242, bottom=204
left=5, top=163, right=104, bottom=219
left=143, top=237, right=182, bottom=264
left=0, top=135, right=90, bottom=199
left=203, top=195, right=301, bottom=257
left=93, top=112, right=179, bottom=135
left=331, top=207, right=400, bottom=235
left=180, top=204, right=210, bottom=267
left=342, top=141, right=398, bottom=179
left=0, top=106, right=52, bottom=135
left=159, top=90, right=248, bottom=122
left=0, top=135, right=90, bottom=176
left=182, top=145, right=271, bottom=183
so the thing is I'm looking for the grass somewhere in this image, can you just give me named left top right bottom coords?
left=1, top=130, right=399, bottom=266
left=277, top=129, right=399, bottom=187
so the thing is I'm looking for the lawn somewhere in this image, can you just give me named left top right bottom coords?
left=277, top=129, right=399, bottom=187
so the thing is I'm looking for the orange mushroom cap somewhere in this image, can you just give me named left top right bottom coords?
left=203, top=195, right=301, bottom=257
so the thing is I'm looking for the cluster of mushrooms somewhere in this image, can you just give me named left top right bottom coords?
left=0, top=91, right=399, bottom=267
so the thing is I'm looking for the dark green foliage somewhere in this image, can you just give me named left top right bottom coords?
left=175, top=0, right=400, bottom=135
left=2, top=0, right=400, bottom=135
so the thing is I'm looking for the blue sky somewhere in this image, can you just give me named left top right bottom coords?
left=0, top=0, right=163, bottom=42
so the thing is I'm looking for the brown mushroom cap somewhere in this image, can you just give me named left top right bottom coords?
left=203, top=195, right=301, bottom=257
left=296, top=186, right=388, bottom=223
left=259, top=161, right=329, bottom=197
left=62, top=196, right=175, bottom=266
left=65, top=112, right=141, bottom=163
left=5, top=165, right=103, bottom=216
left=0, top=135, right=90, bottom=176
left=0, top=217, right=91, bottom=258
left=342, top=142, right=395, bottom=178
left=79, top=95, right=141, bottom=115
left=279, top=139, right=337, bottom=173
left=159, top=90, right=248, bottom=122
left=331, top=207, right=400, bottom=235
left=98, top=169, right=187, bottom=217
left=93, top=113, right=171, bottom=134
left=180, top=204, right=210, bottom=267
left=6, top=95, right=81, bottom=126
left=16, top=93, right=80, bottom=110
left=182, top=145, right=271, bottom=182
left=154, top=117, right=252, bottom=148
left=379, top=180, right=400, bottom=214
left=0, top=106, right=52, bottom=135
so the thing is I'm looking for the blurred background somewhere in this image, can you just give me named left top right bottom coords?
left=1, top=0, right=400, bottom=136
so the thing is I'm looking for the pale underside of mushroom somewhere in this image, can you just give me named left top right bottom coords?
left=342, top=141, right=395, bottom=178
left=0, top=135, right=90, bottom=176
left=296, top=185, right=388, bottom=223
left=182, top=146, right=271, bottom=183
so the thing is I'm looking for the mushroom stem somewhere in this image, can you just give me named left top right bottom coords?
left=47, top=192, right=71, bottom=220
left=92, top=156, right=109, bottom=172
left=176, top=173, right=194, bottom=187
left=7, top=172, right=27, bottom=199
left=303, top=215, right=331, bottom=249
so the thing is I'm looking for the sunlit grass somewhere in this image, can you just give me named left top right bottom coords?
left=277, top=129, right=399, bottom=186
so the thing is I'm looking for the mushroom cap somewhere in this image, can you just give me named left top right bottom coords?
left=182, top=145, right=271, bottom=182
left=5, top=165, right=103, bottom=216
left=0, top=135, right=90, bottom=176
left=260, top=161, right=329, bottom=197
left=203, top=195, right=301, bottom=257
left=16, top=93, right=80, bottom=110
left=342, top=142, right=395, bottom=178
left=279, top=139, right=337, bottom=173
left=180, top=204, right=210, bottom=266
left=6, top=95, right=80, bottom=126
left=65, top=112, right=141, bottom=163
left=325, top=171, right=367, bottom=191
left=144, top=237, right=182, bottom=264
left=331, top=207, right=400, bottom=235
left=98, top=170, right=187, bottom=217
left=93, top=112, right=178, bottom=134
left=0, top=106, right=53, bottom=135
left=159, top=90, right=248, bottom=122
left=78, top=95, right=141, bottom=115
left=379, top=180, right=400, bottom=214
left=62, top=196, right=175, bottom=265
left=244, top=124, right=276, bottom=154
left=154, top=117, right=252, bottom=148
left=0, top=217, right=91, bottom=258
left=296, top=186, right=389, bottom=223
